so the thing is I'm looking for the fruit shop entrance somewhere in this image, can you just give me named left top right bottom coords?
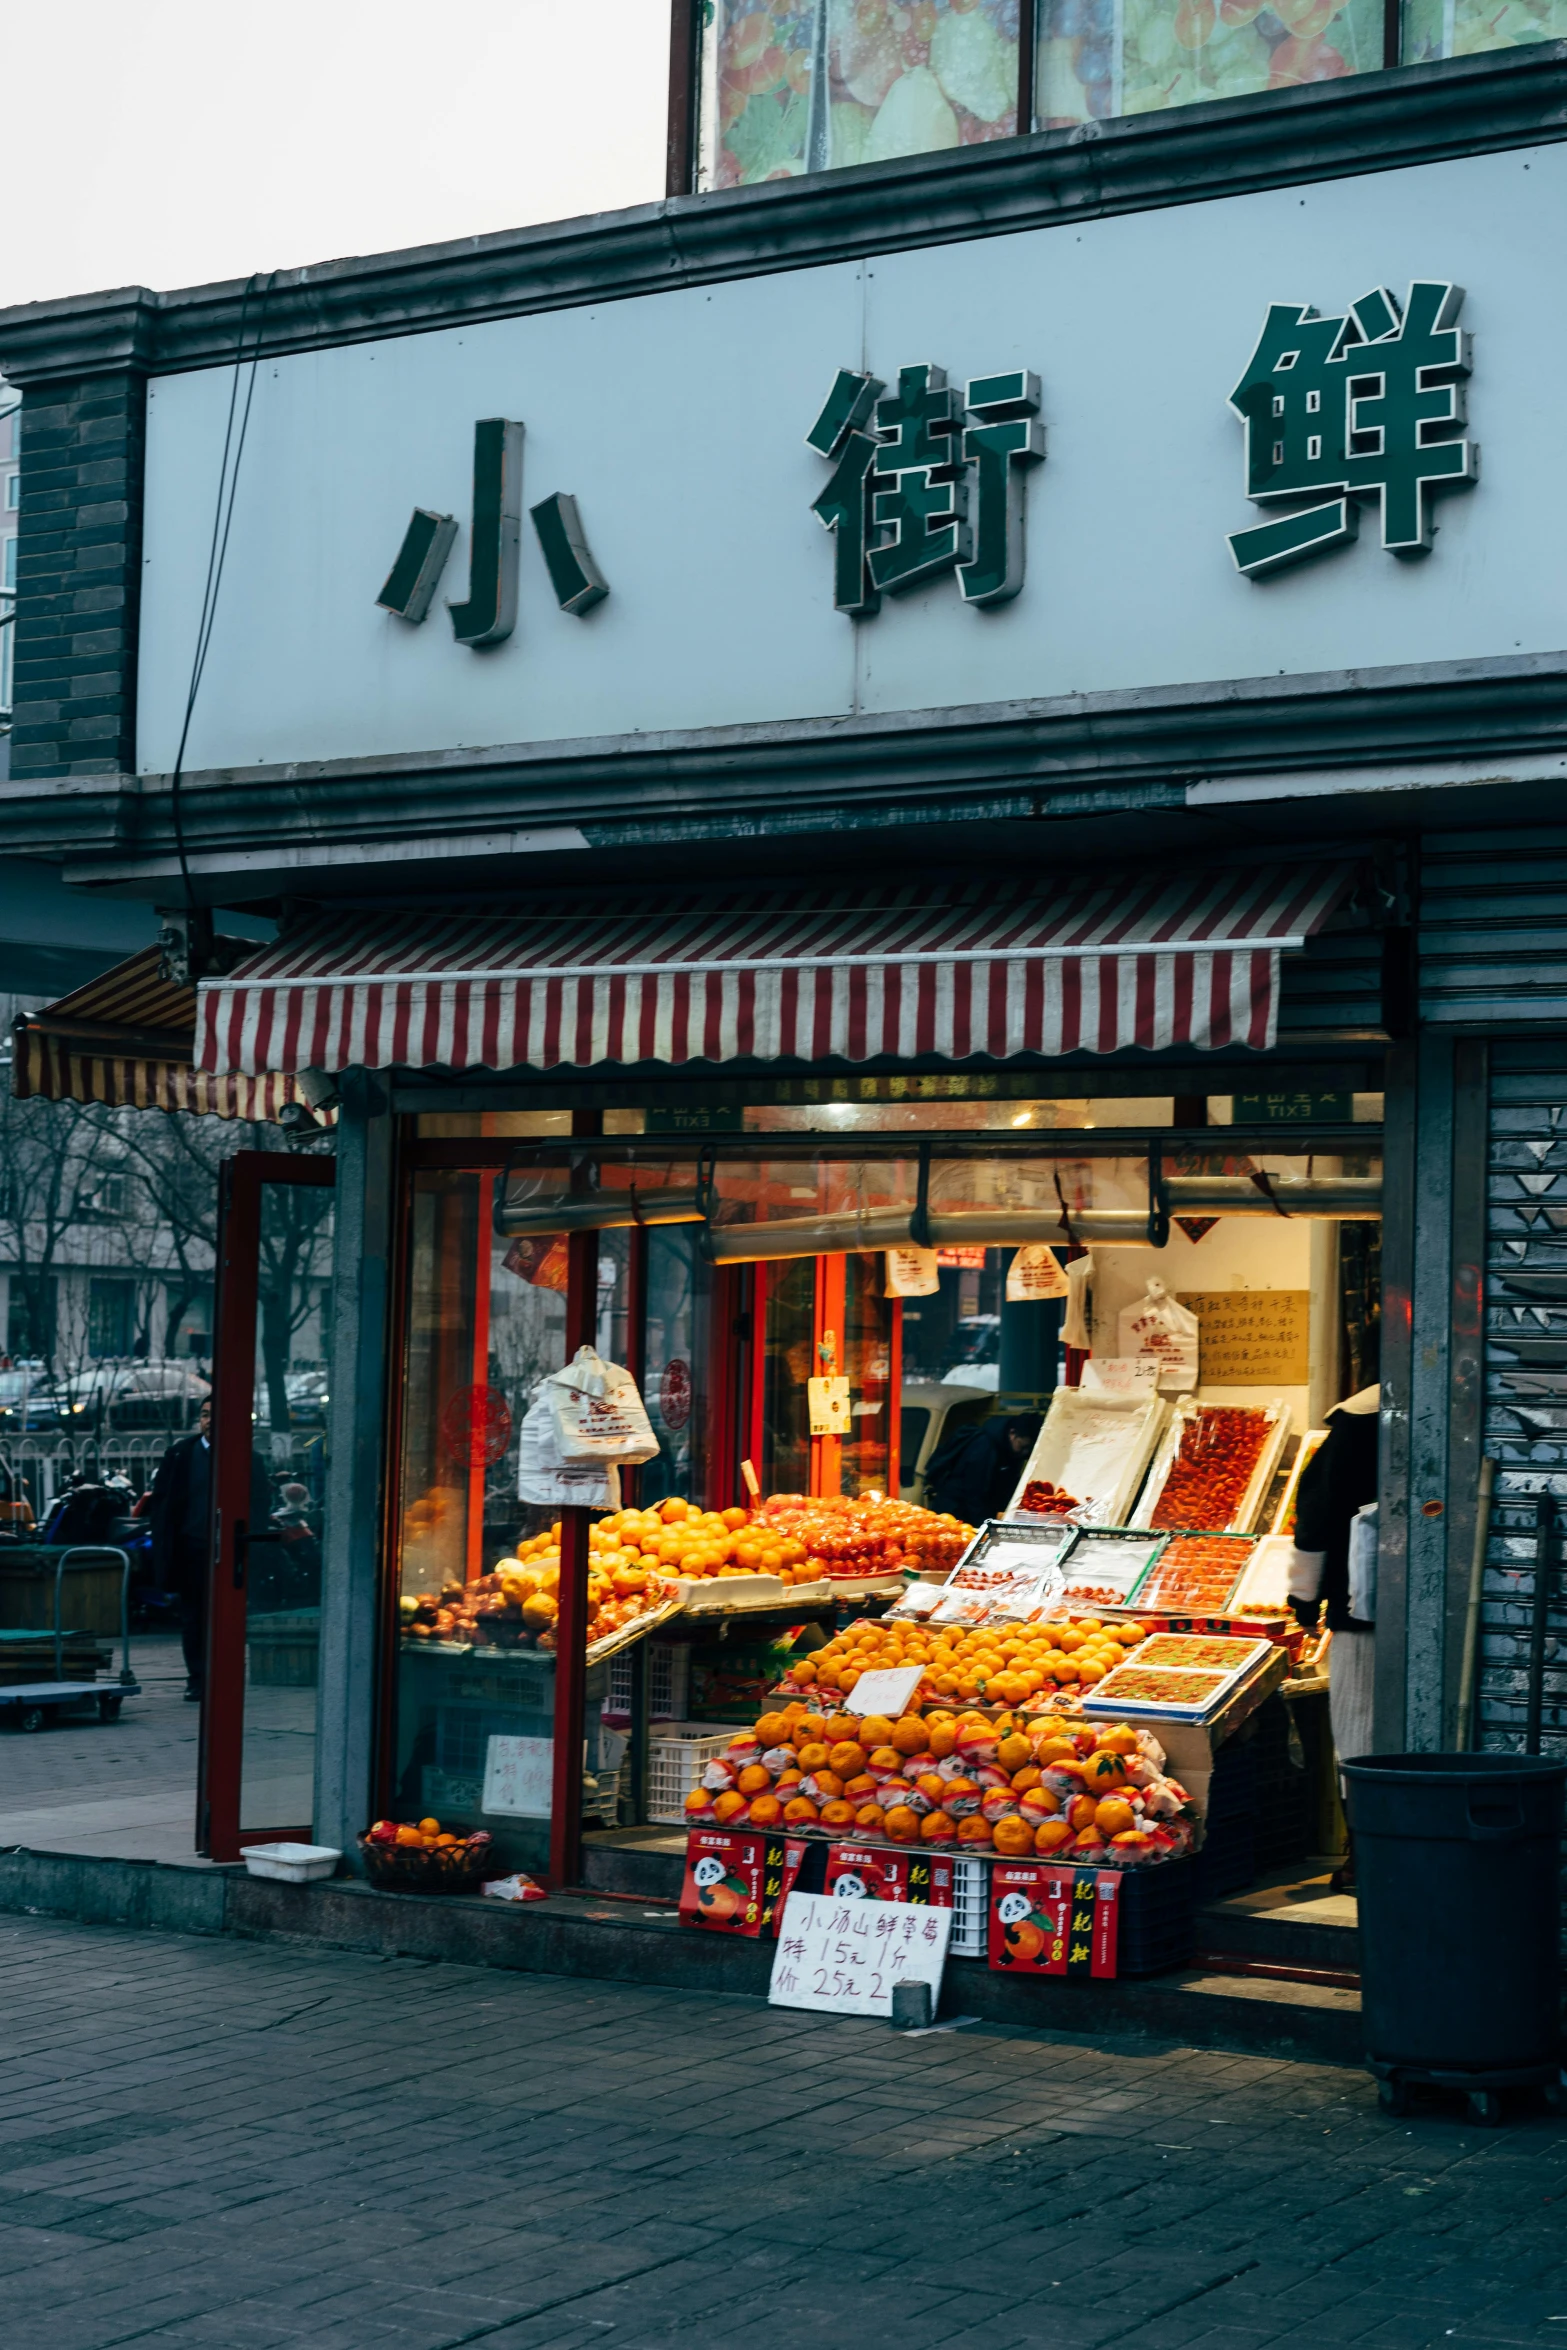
left=384, top=1094, right=1382, bottom=1890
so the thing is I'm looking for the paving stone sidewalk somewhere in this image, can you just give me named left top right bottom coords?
left=0, top=1912, right=1564, bottom=2350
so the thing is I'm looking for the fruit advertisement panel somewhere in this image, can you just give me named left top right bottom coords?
left=989, top=1864, right=1120, bottom=1979
left=679, top=1827, right=823, bottom=1936
left=826, top=1843, right=956, bottom=1906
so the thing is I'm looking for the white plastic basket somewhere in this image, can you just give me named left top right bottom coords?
left=947, top=1853, right=990, bottom=1958
left=646, top=1725, right=735, bottom=1823
left=607, top=1640, right=689, bottom=1722
left=242, top=1841, right=341, bottom=1884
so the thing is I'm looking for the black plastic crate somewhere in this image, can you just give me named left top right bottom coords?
left=1116, top=1855, right=1197, bottom=1976
left=1194, top=1808, right=1257, bottom=1900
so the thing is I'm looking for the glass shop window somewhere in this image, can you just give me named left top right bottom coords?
left=391, top=1170, right=630, bottom=1869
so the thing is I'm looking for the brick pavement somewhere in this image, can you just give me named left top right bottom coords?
left=0, top=1912, right=1564, bottom=2350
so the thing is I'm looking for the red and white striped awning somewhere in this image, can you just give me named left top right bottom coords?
left=14, top=945, right=302, bottom=1121
left=196, top=864, right=1356, bottom=1076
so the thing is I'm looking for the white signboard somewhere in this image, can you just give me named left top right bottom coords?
left=136, top=145, right=1567, bottom=781
left=842, top=1664, right=925, bottom=1720
left=1080, top=1355, right=1162, bottom=1396
left=768, top=1890, right=951, bottom=2017
left=482, top=1734, right=553, bottom=1818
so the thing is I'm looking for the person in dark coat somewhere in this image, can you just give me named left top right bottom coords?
left=925, top=1412, right=1043, bottom=1525
left=1287, top=1382, right=1380, bottom=1888
left=148, top=1399, right=215, bottom=1700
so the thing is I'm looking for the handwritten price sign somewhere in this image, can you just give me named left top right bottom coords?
left=768, top=1889, right=951, bottom=2019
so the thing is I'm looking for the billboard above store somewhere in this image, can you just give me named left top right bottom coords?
left=134, top=142, right=1560, bottom=780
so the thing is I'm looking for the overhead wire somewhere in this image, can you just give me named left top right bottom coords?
left=167, top=269, right=273, bottom=947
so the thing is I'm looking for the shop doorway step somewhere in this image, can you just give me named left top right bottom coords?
left=1195, top=1858, right=1360, bottom=1988
left=0, top=1841, right=1363, bottom=2065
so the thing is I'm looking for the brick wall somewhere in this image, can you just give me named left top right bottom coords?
left=9, top=370, right=144, bottom=781
left=1478, top=1043, right=1567, bottom=1754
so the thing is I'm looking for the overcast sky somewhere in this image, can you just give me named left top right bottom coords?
left=0, top=0, right=669, bottom=310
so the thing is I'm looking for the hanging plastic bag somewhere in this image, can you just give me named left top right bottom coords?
left=545, top=1344, right=658, bottom=1467
left=1347, top=1501, right=1378, bottom=1622
left=1005, top=1245, right=1069, bottom=1302
left=1117, top=1276, right=1199, bottom=1393
left=1062, top=1252, right=1093, bottom=1352
left=516, top=1386, right=620, bottom=1510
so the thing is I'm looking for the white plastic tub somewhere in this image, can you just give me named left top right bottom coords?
left=241, top=1841, right=342, bottom=1883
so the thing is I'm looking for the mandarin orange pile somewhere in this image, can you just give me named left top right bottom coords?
left=781, top=1613, right=1146, bottom=1708
left=682, top=1703, right=1194, bottom=1866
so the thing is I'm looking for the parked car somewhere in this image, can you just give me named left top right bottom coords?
left=50, top=1361, right=211, bottom=1433
left=0, top=1364, right=61, bottom=1435
left=899, top=1380, right=994, bottom=1507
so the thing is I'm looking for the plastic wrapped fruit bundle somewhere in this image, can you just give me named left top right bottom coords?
left=682, top=1708, right=1194, bottom=1866
left=777, top=1613, right=1146, bottom=1707
left=756, top=1491, right=973, bottom=1579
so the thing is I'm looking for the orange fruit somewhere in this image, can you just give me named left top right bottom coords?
left=823, top=1713, right=860, bottom=1745
left=783, top=1796, right=820, bottom=1826
left=712, top=1791, right=749, bottom=1824
left=748, top=1794, right=783, bottom=1829
left=1035, top=1818, right=1073, bottom=1853
left=992, top=1816, right=1034, bottom=1857
left=395, top=1824, right=423, bottom=1848
left=417, top=1817, right=441, bottom=1835
left=797, top=1742, right=830, bottom=1772
left=920, top=1810, right=957, bottom=1844
left=857, top=1713, right=895, bottom=1748
left=915, top=1773, right=947, bottom=1807
left=809, top=1770, right=845, bottom=1804
left=792, top=1660, right=818, bottom=1686
left=956, top=1816, right=994, bottom=1848
left=736, top=1764, right=772, bottom=1797
left=891, top=1718, right=926, bottom=1755
left=927, top=1723, right=958, bottom=1759
left=829, top=1741, right=867, bottom=1778
left=883, top=1805, right=920, bottom=1845
left=819, top=1799, right=856, bottom=1830
left=1067, top=1794, right=1099, bottom=1831
left=1083, top=1751, right=1127, bottom=1790
left=854, top=1803, right=887, bottom=1835
left=754, top=1712, right=790, bottom=1748
left=996, top=1734, right=1032, bottom=1773
left=1095, top=1796, right=1137, bottom=1836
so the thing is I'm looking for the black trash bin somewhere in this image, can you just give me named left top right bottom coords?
left=1343, top=1753, right=1566, bottom=2121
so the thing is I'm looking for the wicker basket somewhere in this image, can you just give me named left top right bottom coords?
left=358, top=1832, right=496, bottom=1895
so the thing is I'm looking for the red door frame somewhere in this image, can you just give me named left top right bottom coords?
left=202, top=1151, right=336, bottom=1862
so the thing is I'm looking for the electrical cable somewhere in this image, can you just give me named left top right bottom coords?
left=167, top=270, right=273, bottom=945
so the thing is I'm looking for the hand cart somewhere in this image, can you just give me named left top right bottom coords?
left=0, top=1546, right=139, bottom=1731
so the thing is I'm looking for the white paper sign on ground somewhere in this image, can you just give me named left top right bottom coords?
left=768, top=1890, right=951, bottom=2017
left=482, top=1734, right=553, bottom=1817
left=843, top=1664, right=925, bottom=1720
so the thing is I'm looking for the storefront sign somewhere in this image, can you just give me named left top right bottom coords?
left=1177, top=1290, right=1311, bottom=1386
left=769, top=1889, right=951, bottom=2015
left=138, top=144, right=1557, bottom=780
left=1228, top=282, right=1474, bottom=579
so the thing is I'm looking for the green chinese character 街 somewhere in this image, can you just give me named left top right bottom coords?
left=1227, top=281, right=1475, bottom=580
left=808, top=362, right=1045, bottom=615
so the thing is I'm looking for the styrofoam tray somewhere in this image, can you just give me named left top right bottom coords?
left=1130, top=1398, right=1292, bottom=1533
left=673, top=1573, right=791, bottom=1612
left=1231, top=1532, right=1297, bottom=1609
left=242, top=1841, right=341, bottom=1883
left=1009, top=1387, right=1170, bottom=1527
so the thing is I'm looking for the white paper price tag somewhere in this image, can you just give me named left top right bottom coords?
left=769, top=1889, right=951, bottom=2018
left=482, top=1734, right=553, bottom=1817
left=807, top=1375, right=851, bottom=1436
left=843, top=1663, right=925, bottom=1719
left=1080, top=1355, right=1161, bottom=1395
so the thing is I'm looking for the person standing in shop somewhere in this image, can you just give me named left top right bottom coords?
left=149, top=1397, right=215, bottom=1702
left=1286, top=1382, right=1380, bottom=1888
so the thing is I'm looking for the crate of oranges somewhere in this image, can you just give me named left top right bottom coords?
left=681, top=1702, right=1196, bottom=1868
left=778, top=1612, right=1148, bottom=1710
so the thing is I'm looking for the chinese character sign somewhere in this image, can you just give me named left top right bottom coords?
left=768, top=1889, right=951, bottom=2016
left=808, top=362, right=1045, bottom=616
left=1228, top=280, right=1475, bottom=579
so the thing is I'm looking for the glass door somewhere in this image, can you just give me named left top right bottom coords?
left=201, top=1152, right=335, bottom=1861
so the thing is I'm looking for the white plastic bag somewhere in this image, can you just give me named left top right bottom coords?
left=1347, top=1501, right=1378, bottom=1622
left=1062, top=1252, right=1093, bottom=1351
left=516, top=1386, right=620, bottom=1510
left=1117, top=1277, right=1199, bottom=1393
left=545, top=1345, right=658, bottom=1467
left=1005, top=1244, right=1069, bottom=1302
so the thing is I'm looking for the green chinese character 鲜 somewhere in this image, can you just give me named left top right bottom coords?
left=1227, top=281, right=1475, bottom=580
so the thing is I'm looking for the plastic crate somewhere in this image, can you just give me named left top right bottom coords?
left=948, top=1854, right=990, bottom=1957
left=607, top=1641, right=689, bottom=1723
left=1194, top=1810, right=1257, bottom=1900
left=646, top=1725, right=735, bottom=1824
left=1116, top=1855, right=1197, bottom=1976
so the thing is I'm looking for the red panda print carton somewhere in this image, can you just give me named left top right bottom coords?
left=679, top=1827, right=822, bottom=1936
left=989, top=1864, right=1120, bottom=1979
left=825, top=1844, right=956, bottom=1908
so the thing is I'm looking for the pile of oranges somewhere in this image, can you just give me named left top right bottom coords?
left=586, top=1497, right=817, bottom=1585
left=683, top=1704, right=1193, bottom=1867
left=783, top=1614, right=1147, bottom=1708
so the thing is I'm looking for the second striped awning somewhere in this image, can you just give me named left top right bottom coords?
left=197, top=863, right=1357, bottom=1076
